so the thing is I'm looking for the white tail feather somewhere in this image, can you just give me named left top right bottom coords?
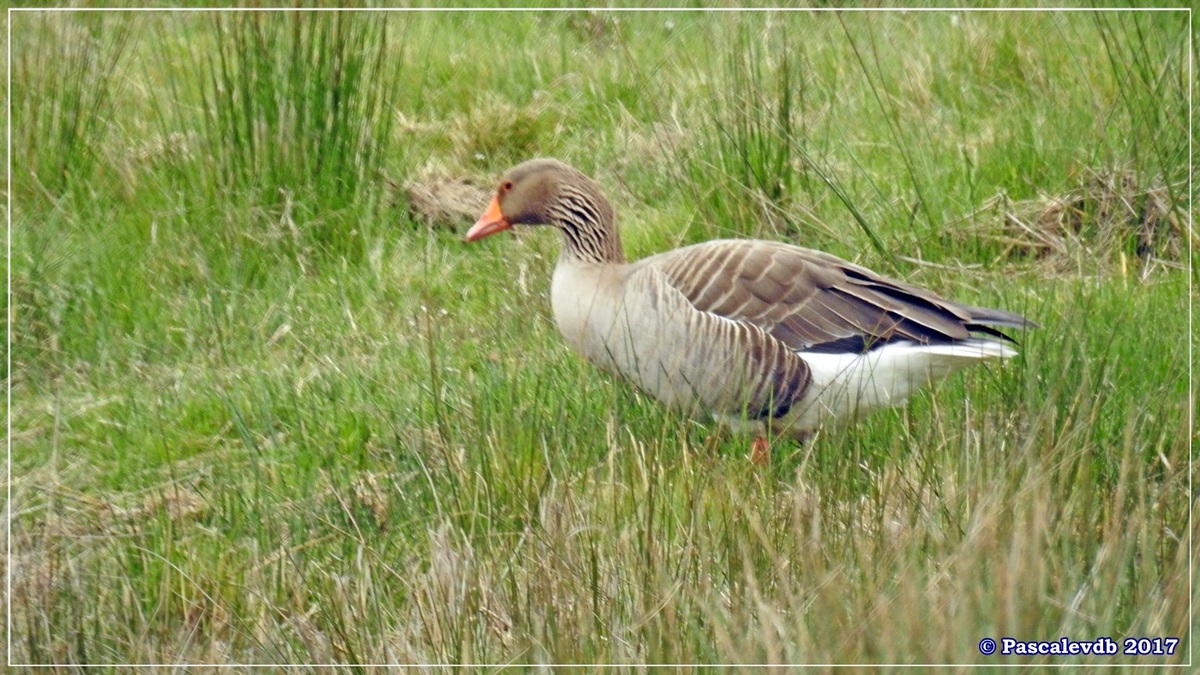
left=790, top=339, right=1016, bottom=430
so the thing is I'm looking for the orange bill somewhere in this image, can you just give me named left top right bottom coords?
left=465, top=195, right=511, bottom=242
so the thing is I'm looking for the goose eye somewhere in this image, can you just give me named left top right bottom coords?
left=501, top=180, right=514, bottom=193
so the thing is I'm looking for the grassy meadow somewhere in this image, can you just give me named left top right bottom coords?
left=7, top=7, right=1194, bottom=670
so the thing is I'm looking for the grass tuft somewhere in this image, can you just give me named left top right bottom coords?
left=201, top=12, right=402, bottom=212
left=12, top=12, right=134, bottom=204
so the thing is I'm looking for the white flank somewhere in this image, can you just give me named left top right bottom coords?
left=788, top=339, right=1017, bottom=430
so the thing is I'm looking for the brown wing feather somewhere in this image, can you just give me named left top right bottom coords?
left=643, top=239, right=1030, bottom=353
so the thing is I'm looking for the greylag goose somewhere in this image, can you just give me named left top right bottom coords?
left=466, top=159, right=1033, bottom=450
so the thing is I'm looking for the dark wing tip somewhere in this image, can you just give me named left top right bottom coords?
left=960, top=303, right=1039, bottom=330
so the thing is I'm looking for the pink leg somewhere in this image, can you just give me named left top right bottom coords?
left=749, top=436, right=770, bottom=466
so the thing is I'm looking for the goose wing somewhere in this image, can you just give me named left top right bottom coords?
left=643, top=239, right=1032, bottom=354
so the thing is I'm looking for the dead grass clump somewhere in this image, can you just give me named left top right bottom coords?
left=131, top=484, right=209, bottom=522
left=616, top=118, right=689, bottom=170
left=397, top=162, right=491, bottom=231
left=450, top=93, right=562, bottom=170
left=565, top=10, right=622, bottom=46
left=960, top=167, right=1187, bottom=276
left=397, top=524, right=516, bottom=662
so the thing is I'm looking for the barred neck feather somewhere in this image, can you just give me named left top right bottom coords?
left=547, top=172, right=626, bottom=265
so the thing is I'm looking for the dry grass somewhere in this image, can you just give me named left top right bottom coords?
left=397, top=162, right=492, bottom=231
left=958, top=167, right=1189, bottom=277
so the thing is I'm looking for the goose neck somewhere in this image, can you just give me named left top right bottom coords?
left=556, top=214, right=626, bottom=265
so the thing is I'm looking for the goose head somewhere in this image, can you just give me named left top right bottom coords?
left=466, top=159, right=625, bottom=263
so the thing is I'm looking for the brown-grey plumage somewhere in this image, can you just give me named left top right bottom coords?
left=650, top=241, right=1029, bottom=354
left=466, top=158, right=1035, bottom=439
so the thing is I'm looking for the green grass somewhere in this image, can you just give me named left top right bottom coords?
left=8, top=7, right=1193, bottom=669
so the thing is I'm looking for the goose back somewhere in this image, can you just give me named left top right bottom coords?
left=643, top=239, right=1029, bottom=354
